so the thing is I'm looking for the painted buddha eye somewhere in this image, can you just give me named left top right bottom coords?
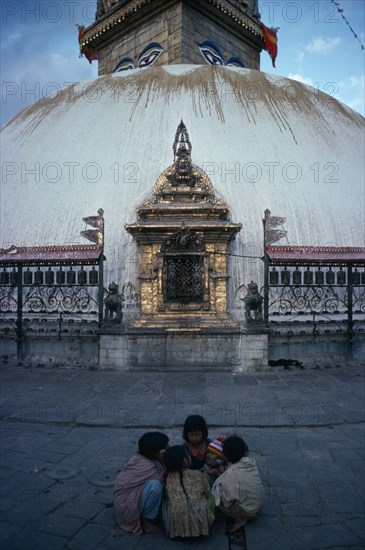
left=138, top=42, right=163, bottom=67
left=226, top=56, right=245, bottom=68
left=198, top=41, right=224, bottom=65
left=114, top=57, right=135, bottom=72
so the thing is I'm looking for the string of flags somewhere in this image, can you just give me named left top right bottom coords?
left=330, top=0, right=364, bottom=50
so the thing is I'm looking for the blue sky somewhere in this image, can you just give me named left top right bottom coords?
left=1, top=0, right=364, bottom=127
left=259, top=0, right=365, bottom=115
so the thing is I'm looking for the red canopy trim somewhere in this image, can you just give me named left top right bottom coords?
left=266, top=246, right=365, bottom=264
left=0, top=244, right=104, bottom=265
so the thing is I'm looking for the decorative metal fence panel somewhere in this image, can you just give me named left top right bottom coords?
left=265, top=262, right=365, bottom=333
left=0, top=262, right=103, bottom=341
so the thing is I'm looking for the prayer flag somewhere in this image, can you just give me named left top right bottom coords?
left=77, top=24, right=98, bottom=64
left=83, top=47, right=99, bottom=64
left=261, top=23, right=278, bottom=68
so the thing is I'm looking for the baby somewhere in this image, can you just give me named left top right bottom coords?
left=204, top=437, right=226, bottom=484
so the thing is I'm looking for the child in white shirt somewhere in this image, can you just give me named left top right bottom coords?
left=211, top=435, right=264, bottom=532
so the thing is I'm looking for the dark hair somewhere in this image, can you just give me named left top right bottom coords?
left=138, top=432, right=169, bottom=460
left=165, top=445, right=189, bottom=473
left=183, top=415, right=208, bottom=442
left=223, top=436, right=249, bottom=463
left=164, top=446, right=189, bottom=499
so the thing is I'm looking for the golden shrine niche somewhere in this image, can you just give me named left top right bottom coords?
left=125, top=121, right=242, bottom=329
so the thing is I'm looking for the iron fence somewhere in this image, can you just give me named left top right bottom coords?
left=264, top=261, right=365, bottom=334
left=0, top=259, right=104, bottom=360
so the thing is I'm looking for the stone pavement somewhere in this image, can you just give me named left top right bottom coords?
left=0, top=360, right=364, bottom=550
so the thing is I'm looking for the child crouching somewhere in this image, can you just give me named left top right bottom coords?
left=114, top=432, right=169, bottom=535
left=163, top=445, right=215, bottom=538
left=211, top=435, right=264, bottom=532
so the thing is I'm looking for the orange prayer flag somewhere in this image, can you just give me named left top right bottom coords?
left=261, top=23, right=278, bottom=68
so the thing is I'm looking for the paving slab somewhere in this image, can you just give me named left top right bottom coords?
left=0, top=361, right=364, bottom=549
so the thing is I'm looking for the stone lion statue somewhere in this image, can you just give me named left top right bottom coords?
left=244, top=281, right=263, bottom=323
left=104, top=282, right=123, bottom=323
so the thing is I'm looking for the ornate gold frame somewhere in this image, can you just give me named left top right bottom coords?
left=125, top=121, right=241, bottom=328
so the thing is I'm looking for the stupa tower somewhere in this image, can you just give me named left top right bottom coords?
left=80, top=0, right=264, bottom=74
left=2, top=0, right=364, bottom=371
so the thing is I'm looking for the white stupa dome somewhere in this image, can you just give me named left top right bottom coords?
left=1, top=65, right=364, bottom=296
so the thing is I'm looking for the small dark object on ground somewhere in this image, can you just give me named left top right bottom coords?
left=226, top=519, right=247, bottom=549
left=268, top=359, right=304, bottom=370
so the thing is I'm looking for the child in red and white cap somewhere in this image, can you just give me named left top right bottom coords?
left=203, top=436, right=226, bottom=485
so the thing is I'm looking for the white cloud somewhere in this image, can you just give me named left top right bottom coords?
left=347, top=96, right=364, bottom=112
left=347, top=75, right=365, bottom=115
left=325, top=75, right=365, bottom=116
left=305, top=36, right=341, bottom=55
left=287, top=73, right=315, bottom=87
left=3, top=32, right=22, bottom=47
left=349, top=75, right=365, bottom=88
left=294, top=51, right=305, bottom=62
